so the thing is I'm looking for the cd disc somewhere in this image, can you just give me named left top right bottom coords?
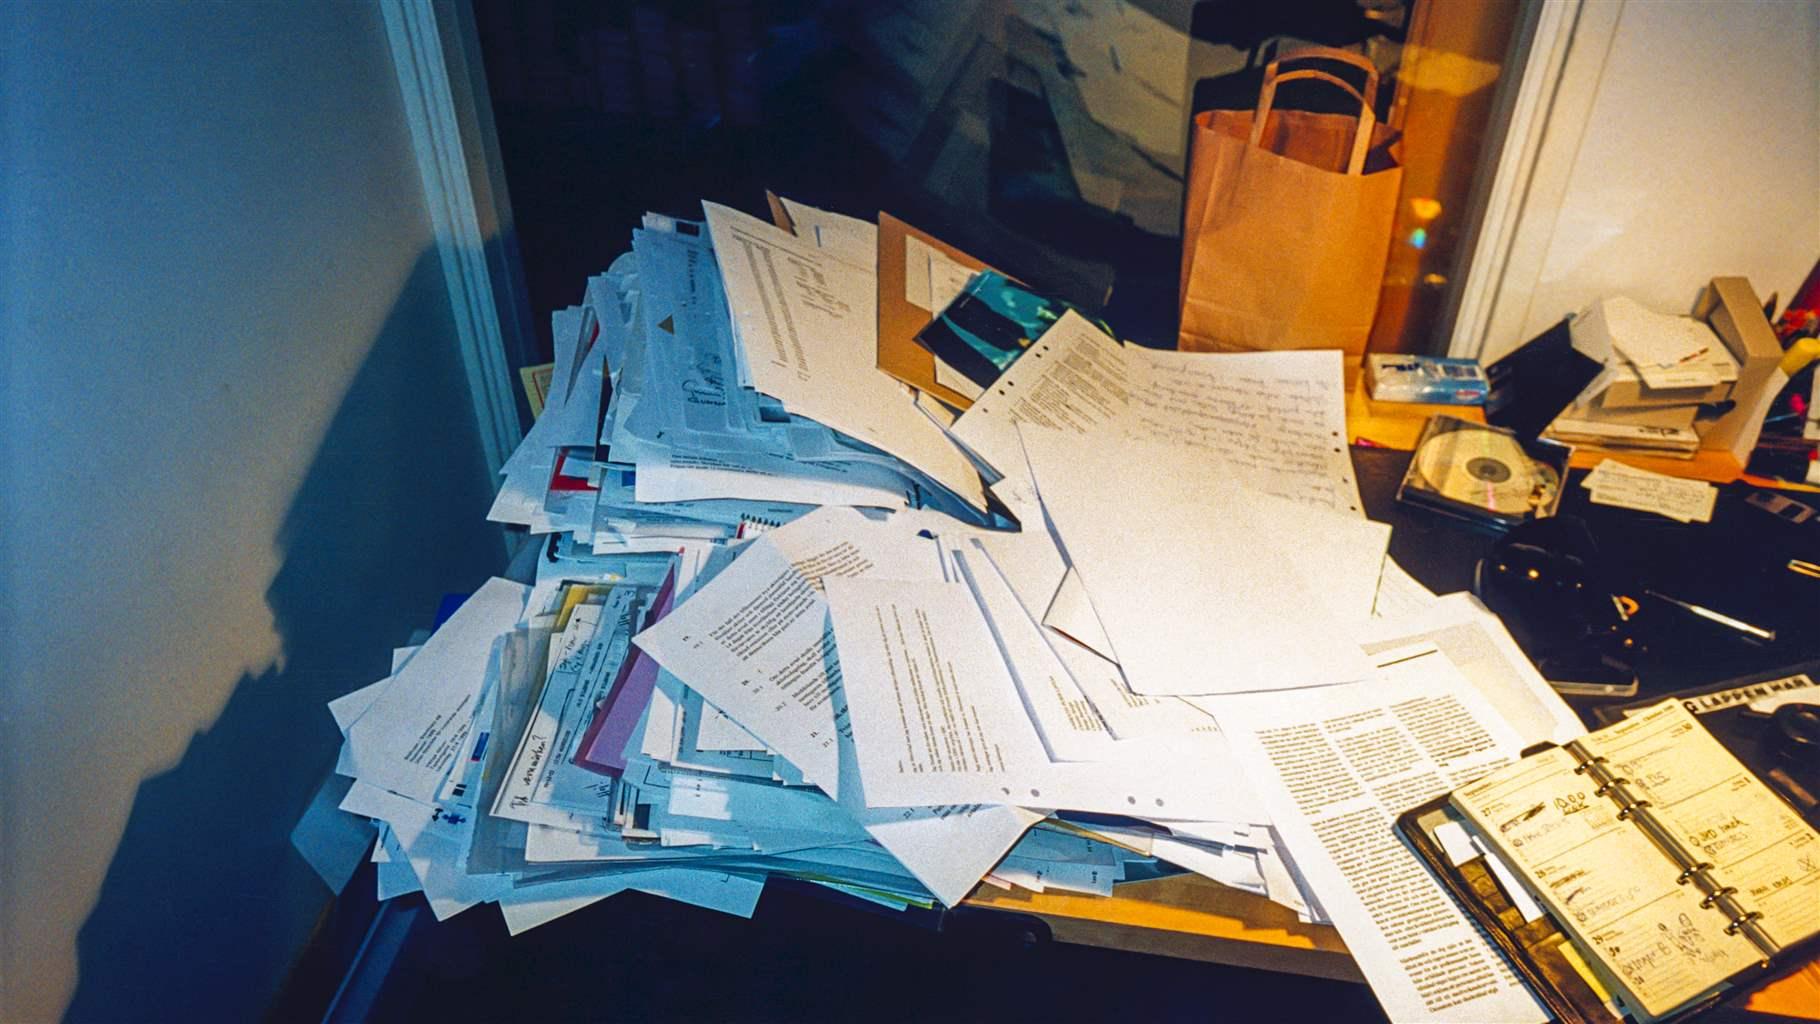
left=1413, top=428, right=1537, bottom=515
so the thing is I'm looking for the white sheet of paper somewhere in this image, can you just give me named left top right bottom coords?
left=633, top=448, right=912, bottom=509
left=633, top=510, right=1040, bottom=903
left=1041, top=567, right=1116, bottom=662
left=345, top=578, right=529, bottom=801
left=545, top=309, right=611, bottom=449
left=972, top=471, right=1069, bottom=617
left=1361, top=593, right=1585, bottom=747
left=929, top=259, right=976, bottom=315
left=780, top=196, right=877, bottom=271
left=1215, top=646, right=1547, bottom=1023
left=902, top=234, right=936, bottom=313
left=955, top=542, right=1120, bottom=763
left=1372, top=557, right=1439, bottom=620
left=374, top=830, right=421, bottom=900
left=1246, top=492, right=1388, bottom=625
left=694, top=702, right=767, bottom=752
left=702, top=202, right=986, bottom=511
left=1469, top=834, right=1548, bottom=924
left=492, top=594, right=638, bottom=825
left=1583, top=459, right=1718, bottom=522
left=1021, top=424, right=1372, bottom=695
left=332, top=674, right=393, bottom=778
left=1598, top=296, right=1717, bottom=371
left=329, top=674, right=392, bottom=734
left=902, top=234, right=975, bottom=313
left=827, top=577, right=1052, bottom=808
left=1047, top=629, right=1219, bottom=745
left=1151, top=836, right=1268, bottom=894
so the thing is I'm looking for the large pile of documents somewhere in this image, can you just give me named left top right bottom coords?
left=313, top=197, right=1596, bottom=1021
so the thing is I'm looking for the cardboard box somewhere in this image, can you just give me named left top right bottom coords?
left=1568, top=298, right=1736, bottom=408
left=1694, top=277, right=1786, bottom=460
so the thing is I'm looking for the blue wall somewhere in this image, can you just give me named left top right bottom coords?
left=0, top=3, right=508, bottom=1019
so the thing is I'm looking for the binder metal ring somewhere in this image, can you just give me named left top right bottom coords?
left=1594, top=777, right=1631, bottom=797
left=1616, top=800, right=1651, bottom=820
left=1676, top=862, right=1715, bottom=884
left=1702, top=886, right=1738, bottom=909
left=1725, top=911, right=1764, bottom=936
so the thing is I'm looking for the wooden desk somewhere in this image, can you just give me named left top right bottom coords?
left=964, top=874, right=1358, bottom=982
left=962, top=367, right=1820, bottom=1018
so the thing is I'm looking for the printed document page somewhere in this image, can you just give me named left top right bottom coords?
left=825, top=577, right=1244, bottom=820
left=948, top=310, right=1133, bottom=480
left=1215, top=645, right=1549, bottom=1024
left=631, top=508, right=1039, bottom=904
left=632, top=509, right=941, bottom=793
left=955, top=541, right=1121, bottom=764
left=346, top=577, right=530, bottom=802
left=702, top=202, right=986, bottom=511
left=1363, top=593, right=1585, bottom=747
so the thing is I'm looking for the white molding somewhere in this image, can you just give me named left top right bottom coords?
left=381, top=0, right=522, bottom=477
left=1447, top=0, right=1625, bottom=360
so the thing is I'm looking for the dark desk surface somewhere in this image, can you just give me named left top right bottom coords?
left=1355, top=445, right=1820, bottom=706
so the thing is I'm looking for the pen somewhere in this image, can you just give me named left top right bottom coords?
left=1642, top=589, right=1776, bottom=642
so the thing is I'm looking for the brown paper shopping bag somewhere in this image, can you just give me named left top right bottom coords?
left=1178, top=47, right=1402, bottom=355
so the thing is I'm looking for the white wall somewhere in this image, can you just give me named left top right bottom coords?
left=0, top=4, right=506, bottom=1021
left=1482, top=0, right=1820, bottom=364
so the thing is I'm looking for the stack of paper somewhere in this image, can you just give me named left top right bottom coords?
left=304, top=196, right=1602, bottom=1022
left=489, top=203, right=1000, bottom=561
left=1547, top=296, right=1739, bottom=458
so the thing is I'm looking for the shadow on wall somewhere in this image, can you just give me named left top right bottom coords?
left=63, top=252, right=508, bottom=1024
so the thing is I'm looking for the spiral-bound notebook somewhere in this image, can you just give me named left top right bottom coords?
left=1399, top=700, right=1820, bottom=1023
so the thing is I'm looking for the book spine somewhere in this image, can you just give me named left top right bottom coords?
left=1565, top=743, right=1780, bottom=962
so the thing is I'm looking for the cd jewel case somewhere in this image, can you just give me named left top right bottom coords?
left=1397, top=415, right=1571, bottom=530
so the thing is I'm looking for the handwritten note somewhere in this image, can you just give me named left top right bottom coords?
left=1589, top=702, right=1820, bottom=951
left=1451, top=743, right=1761, bottom=1018
left=1126, top=347, right=1363, bottom=515
left=948, top=314, right=1362, bottom=517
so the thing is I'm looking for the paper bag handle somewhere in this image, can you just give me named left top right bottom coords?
left=1248, top=50, right=1380, bottom=176
left=1272, top=45, right=1381, bottom=98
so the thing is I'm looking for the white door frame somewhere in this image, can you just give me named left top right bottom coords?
left=1445, top=0, right=1626, bottom=360
left=380, top=0, right=530, bottom=477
